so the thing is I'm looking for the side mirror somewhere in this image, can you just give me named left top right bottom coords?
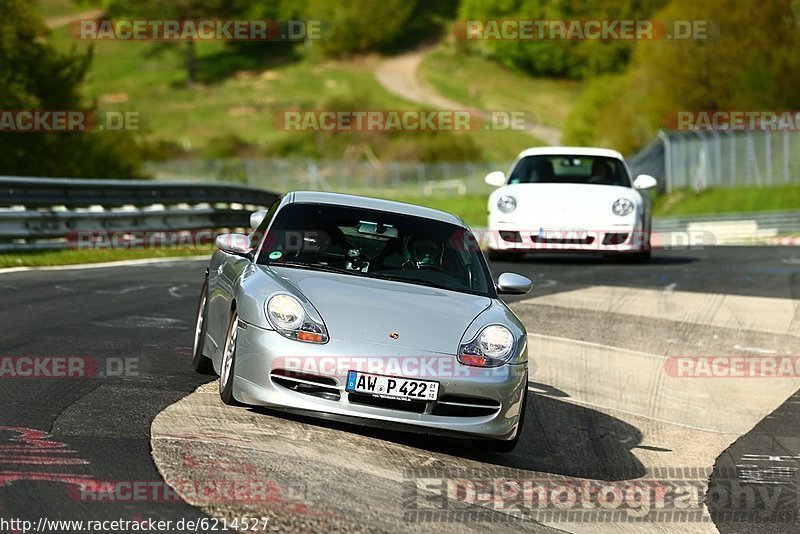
left=485, top=171, right=506, bottom=187
left=250, top=210, right=268, bottom=230
left=215, top=233, right=252, bottom=256
left=496, top=272, right=532, bottom=295
left=633, top=174, right=658, bottom=190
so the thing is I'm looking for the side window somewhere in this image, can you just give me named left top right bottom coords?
left=249, top=198, right=281, bottom=251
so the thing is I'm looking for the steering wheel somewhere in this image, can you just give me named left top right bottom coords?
left=416, top=263, right=450, bottom=274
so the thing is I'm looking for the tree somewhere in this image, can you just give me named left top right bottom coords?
left=0, top=0, right=144, bottom=178
left=92, top=0, right=250, bottom=85
left=303, top=0, right=418, bottom=56
left=634, top=0, right=800, bottom=111
left=564, top=0, right=800, bottom=153
left=251, top=0, right=457, bottom=56
left=458, top=0, right=669, bottom=78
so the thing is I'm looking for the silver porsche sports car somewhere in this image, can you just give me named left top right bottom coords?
left=192, top=191, right=532, bottom=451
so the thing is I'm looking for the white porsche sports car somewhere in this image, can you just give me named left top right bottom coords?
left=485, top=147, right=658, bottom=261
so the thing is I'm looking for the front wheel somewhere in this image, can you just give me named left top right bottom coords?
left=633, top=221, right=652, bottom=262
left=191, top=279, right=214, bottom=374
left=219, top=311, right=242, bottom=406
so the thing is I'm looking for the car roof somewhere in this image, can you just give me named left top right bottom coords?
left=288, top=191, right=467, bottom=227
left=516, top=146, right=625, bottom=160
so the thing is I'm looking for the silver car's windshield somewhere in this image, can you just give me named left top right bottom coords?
left=509, top=155, right=630, bottom=187
left=256, top=203, right=495, bottom=298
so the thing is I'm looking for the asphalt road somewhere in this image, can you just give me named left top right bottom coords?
left=0, top=260, right=213, bottom=531
left=0, top=247, right=798, bottom=533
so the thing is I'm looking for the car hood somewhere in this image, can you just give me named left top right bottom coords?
left=268, top=266, right=492, bottom=354
left=498, top=183, right=640, bottom=213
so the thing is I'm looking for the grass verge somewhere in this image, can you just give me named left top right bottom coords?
left=0, top=246, right=213, bottom=268
left=47, top=24, right=537, bottom=162
left=418, top=43, right=583, bottom=131
left=652, top=185, right=800, bottom=217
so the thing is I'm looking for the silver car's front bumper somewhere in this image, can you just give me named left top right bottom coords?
left=231, top=321, right=528, bottom=440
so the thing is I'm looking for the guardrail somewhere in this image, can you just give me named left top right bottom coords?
left=0, top=176, right=279, bottom=252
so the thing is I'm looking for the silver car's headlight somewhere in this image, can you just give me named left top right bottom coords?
left=497, top=195, right=517, bottom=214
left=458, top=325, right=515, bottom=367
left=612, top=198, right=634, bottom=216
left=266, top=294, right=328, bottom=343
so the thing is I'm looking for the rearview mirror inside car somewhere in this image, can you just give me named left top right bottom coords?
left=358, top=220, right=399, bottom=239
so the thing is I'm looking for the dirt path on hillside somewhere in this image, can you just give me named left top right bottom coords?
left=45, top=9, right=104, bottom=30
left=375, top=48, right=562, bottom=146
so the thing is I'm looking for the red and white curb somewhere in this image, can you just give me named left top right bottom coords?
left=766, top=236, right=800, bottom=246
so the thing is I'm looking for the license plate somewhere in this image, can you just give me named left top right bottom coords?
left=346, top=371, right=439, bottom=401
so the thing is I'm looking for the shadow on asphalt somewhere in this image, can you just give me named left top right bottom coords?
left=707, top=388, right=800, bottom=533
left=248, top=385, right=646, bottom=482
left=528, top=382, right=570, bottom=398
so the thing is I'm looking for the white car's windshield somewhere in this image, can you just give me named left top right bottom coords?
left=256, top=203, right=495, bottom=297
left=509, top=155, right=630, bottom=187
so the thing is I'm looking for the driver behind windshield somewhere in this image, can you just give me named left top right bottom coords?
left=408, top=237, right=441, bottom=268
left=256, top=203, right=492, bottom=297
left=589, top=158, right=610, bottom=183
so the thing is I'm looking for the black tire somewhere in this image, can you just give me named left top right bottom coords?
left=472, top=380, right=528, bottom=453
left=191, top=278, right=215, bottom=374
left=627, top=246, right=652, bottom=263
left=219, top=311, right=242, bottom=406
left=633, top=223, right=653, bottom=262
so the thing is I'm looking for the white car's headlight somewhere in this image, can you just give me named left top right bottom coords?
left=458, top=325, right=515, bottom=367
left=612, top=198, right=634, bottom=217
left=266, top=294, right=328, bottom=343
left=497, top=195, right=517, bottom=214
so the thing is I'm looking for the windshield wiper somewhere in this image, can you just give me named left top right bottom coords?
left=270, top=261, right=363, bottom=276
